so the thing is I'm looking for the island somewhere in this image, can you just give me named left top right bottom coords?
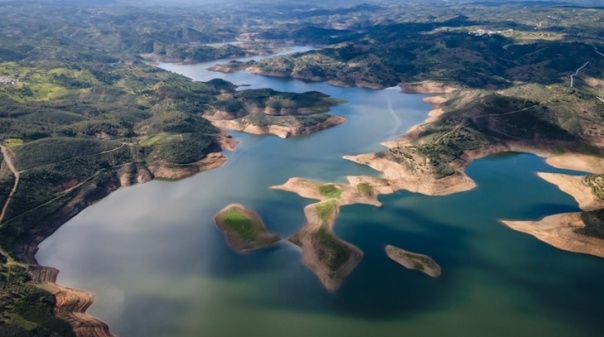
left=385, top=245, right=442, bottom=278
left=214, top=204, right=280, bottom=253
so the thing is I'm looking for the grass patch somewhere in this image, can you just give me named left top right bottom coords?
left=315, top=200, right=337, bottom=227
left=138, top=132, right=182, bottom=147
left=4, top=139, right=23, bottom=148
left=357, top=183, right=373, bottom=197
left=318, top=184, right=342, bottom=199
left=221, top=208, right=258, bottom=241
left=413, top=262, right=425, bottom=271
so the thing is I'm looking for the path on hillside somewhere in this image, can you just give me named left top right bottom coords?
left=570, top=61, right=590, bottom=88
left=0, top=145, right=20, bottom=226
left=20, top=143, right=129, bottom=172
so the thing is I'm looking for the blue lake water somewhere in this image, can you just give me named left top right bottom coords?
left=37, top=48, right=604, bottom=337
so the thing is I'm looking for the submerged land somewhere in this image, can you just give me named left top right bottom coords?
left=1, top=0, right=604, bottom=335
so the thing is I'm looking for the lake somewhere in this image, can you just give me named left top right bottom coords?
left=37, top=47, right=604, bottom=337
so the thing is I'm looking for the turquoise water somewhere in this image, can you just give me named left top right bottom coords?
left=37, top=49, right=604, bottom=337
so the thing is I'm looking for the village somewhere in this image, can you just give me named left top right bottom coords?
left=0, top=76, right=18, bottom=85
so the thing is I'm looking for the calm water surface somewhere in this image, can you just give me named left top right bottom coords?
left=37, top=47, right=604, bottom=337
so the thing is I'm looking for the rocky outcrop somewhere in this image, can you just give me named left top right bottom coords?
left=148, top=152, right=227, bottom=180
left=30, top=266, right=115, bottom=337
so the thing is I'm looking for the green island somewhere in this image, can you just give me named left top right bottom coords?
left=385, top=245, right=442, bottom=278
left=214, top=204, right=280, bottom=252
left=0, top=0, right=603, bottom=335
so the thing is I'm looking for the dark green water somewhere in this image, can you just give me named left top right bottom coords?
left=37, top=48, right=604, bottom=337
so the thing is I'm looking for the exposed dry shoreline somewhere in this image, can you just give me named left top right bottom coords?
left=500, top=213, right=604, bottom=258
left=538, top=173, right=604, bottom=211
left=209, top=115, right=345, bottom=138
left=30, top=266, right=115, bottom=337
left=498, top=170, right=604, bottom=258
left=15, top=132, right=241, bottom=337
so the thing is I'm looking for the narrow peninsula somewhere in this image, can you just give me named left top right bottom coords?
left=288, top=200, right=362, bottom=292
left=501, top=173, right=604, bottom=258
left=203, top=89, right=346, bottom=138
left=214, top=204, right=280, bottom=253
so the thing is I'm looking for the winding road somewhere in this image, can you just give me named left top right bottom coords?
left=570, top=61, right=590, bottom=88
left=594, top=45, right=604, bottom=57
left=0, top=145, right=20, bottom=226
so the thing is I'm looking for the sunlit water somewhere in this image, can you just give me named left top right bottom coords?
left=37, top=47, right=604, bottom=337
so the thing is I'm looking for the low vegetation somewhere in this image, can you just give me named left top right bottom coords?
left=313, top=227, right=351, bottom=276
left=584, top=175, right=604, bottom=201
left=0, top=259, right=75, bottom=337
left=579, top=209, right=604, bottom=239
left=318, top=184, right=342, bottom=199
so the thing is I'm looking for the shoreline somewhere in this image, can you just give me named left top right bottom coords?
left=14, top=69, right=604, bottom=334
left=13, top=133, right=241, bottom=337
left=538, top=173, right=604, bottom=211
left=209, top=115, right=346, bottom=138
left=500, top=213, right=604, bottom=258
left=29, top=266, right=115, bottom=337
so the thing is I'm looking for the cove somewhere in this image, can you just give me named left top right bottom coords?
left=36, top=48, right=604, bottom=337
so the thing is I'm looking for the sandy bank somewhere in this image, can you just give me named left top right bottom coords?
left=343, top=152, right=476, bottom=196
left=545, top=153, right=604, bottom=174
left=501, top=213, right=604, bottom=258
left=385, top=245, right=442, bottom=278
left=271, top=177, right=381, bottom=206
left=288, top=201, right=363, bottom=292
left=214, top=203, right=280, bottom=253
left=398, top=81, right=458, bottom=94
left=538, top=173, right=604, bottom=211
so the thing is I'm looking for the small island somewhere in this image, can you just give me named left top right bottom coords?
left=288, top=201, right=363, bottom=292
left=214, top=204, right=280, bottom=253
left=385, top=245, right=442, bottom=278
